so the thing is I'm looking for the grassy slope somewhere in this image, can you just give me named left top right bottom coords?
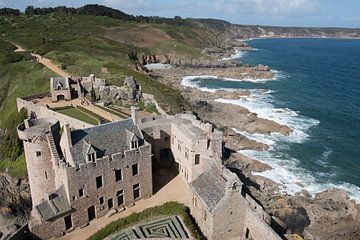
left=0, top=14, right=218, bottom=177
left=0, top=14, right=217, bottom=114
left=0, top=40, right=54, bottom=177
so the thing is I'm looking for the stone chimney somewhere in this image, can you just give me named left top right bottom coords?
left=63, top=122, right=72, bottom=147
left=204, top=123, right=213, bottom=134
left=131, top=106, right=139, bottom=124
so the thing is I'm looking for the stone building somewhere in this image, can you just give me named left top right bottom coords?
left=50, top=74, right=106, bottom=102
left=50, top=74, right=142, bottom=104
left=17, top=117, right=152, bottom=239
left=18, top=101, right=282, bottom=239
left=139, top=111, right=281, bottom=240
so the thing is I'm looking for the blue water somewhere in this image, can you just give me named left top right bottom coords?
left=183, top=38, right=360, bottom=200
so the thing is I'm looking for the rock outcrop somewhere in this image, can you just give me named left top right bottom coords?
left=0, top=173, right=31, bottom=240
left=195, top=101, right=291, bottom=136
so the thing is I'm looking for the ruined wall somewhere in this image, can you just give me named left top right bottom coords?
left=242, top=204, right=281, bottom=240
left=17, top=97, right=92, bottom=129
left=142, top=93, right=167, bottom=115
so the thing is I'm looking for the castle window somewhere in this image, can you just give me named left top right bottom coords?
left=115, top=169, right=122, bottom=182
left=195, top=154, right=200, bottom=165
left=203, top=209, right=207, bottom=221
left=99, top=196, right=104, bottom=205
left=131, top=140, right=138, bottom=149
left=193, top=195, right=197, bottom=207
left=178, top=144, right=181, bottom=152
left=36, top=151, right=42, bottom=157
left=117, top=190, right=124, bottom=206
left=207, top=139, right=211, bottom=149
left=44, top=171, right=48, bottom=179
left=132, top=164, right=139, bottom=176
left=164, top=136, right=169, bottom=142
left=133, top=183, right=140, bottom=200
left=87, top=153, right=95, bottom=163
left=79, top=188, right=84, bottom=197
left=245, top=228, right=250, bottom=239
left=96, top=176, right=103, bottom=189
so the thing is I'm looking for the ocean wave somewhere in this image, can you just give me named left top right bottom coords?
left=181, top=71, right=282, bottom=90
left=220, top=50, right=247, bottom=61
left=216, top=89, right=319, bottom=143
left=243, top=148, right=360, bottom=202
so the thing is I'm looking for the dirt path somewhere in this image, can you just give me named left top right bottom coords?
left=14, top=44, right=25, bottom=52
left=31, top=52, right=69, bottom=77
left=59, top=175, right=191, bottom=240
left=13, top=43, right=69, bottom=77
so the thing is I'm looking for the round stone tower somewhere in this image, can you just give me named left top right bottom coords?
left=17, top=118, right=59, bottom=207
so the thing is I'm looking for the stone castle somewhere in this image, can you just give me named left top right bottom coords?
left=17, top=76, right=282, bottom=240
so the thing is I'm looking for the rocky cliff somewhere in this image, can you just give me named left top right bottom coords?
left=0, top=173, right=31, bottom=240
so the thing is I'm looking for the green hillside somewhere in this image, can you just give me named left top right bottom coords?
left=0, top=9, right=222, bottom=178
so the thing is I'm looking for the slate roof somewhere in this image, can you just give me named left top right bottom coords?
left=70, top=118, right=143, bottom=164
left=189, top=167, right=227, bottom=213
left=52, top=77, right=70, bottom=90
left=35, top=185, right=71, bottom=221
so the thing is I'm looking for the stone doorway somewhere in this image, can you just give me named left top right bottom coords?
left=87, top=206, right=96, bottom=222
left=57, top=95, right=65, bottom=101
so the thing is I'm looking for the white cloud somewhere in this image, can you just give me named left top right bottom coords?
left=102, top=0, right=148, bottom=10
left=212, top=0, right=320, bottom=17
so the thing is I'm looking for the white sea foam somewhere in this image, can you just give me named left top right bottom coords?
left=221, top=49, right=247, bottom=61
left=181, top=72, right=360, bottom=203
left=243, top=148, right=360, bottom=202
left=181, top=71, right=281, bottom=90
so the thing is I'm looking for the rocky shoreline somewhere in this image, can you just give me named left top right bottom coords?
left=147, top=40, right=360, bottom=240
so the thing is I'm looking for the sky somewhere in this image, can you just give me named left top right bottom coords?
left=0, top=0, right=360, bottom=28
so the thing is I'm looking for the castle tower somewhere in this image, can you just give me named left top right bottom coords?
left=17, top=118, right=59, bottom=207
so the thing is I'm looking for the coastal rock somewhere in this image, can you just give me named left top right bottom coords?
left=226, top=152, right=272, bottom=174
left=295, top=189, right=360, bottom=240
left=195, top=101, right=292, bottom=136
left=224, top=128, right=269, bottom=151
left=0, top=173, right=31, bottom=239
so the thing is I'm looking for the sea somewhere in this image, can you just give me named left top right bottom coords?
left=182, top=38, right=360, bottom=202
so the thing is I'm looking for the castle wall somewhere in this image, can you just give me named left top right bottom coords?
left=189, top=192, right=214, bottom=239
left=17, top=97, right=92, bottom=129
left=23, top=136, right=56, bottom=207
left=29, top=143, right=153, bottom=239
left=242, top=204, right=281, bottom=240
left=211, top=192, right=248, bottom=240
left=51, top=89, right=71, bottom=102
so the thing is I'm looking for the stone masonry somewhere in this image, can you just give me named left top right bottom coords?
left=17, top=117, right=152, bottom=239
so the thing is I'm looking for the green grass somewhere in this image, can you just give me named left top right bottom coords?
left=0, top=52, right=53, bottom=129
left=96, top=105, right=129, bottom=119
left=0, top=153, right=27, bottom=178
left=88, top=202, right=202, bottom=240
left=0, top=14, right=197, bottom=114
left=77, top=106, right=110, bottom=123
left=56, top=107, right=99, bottom=125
